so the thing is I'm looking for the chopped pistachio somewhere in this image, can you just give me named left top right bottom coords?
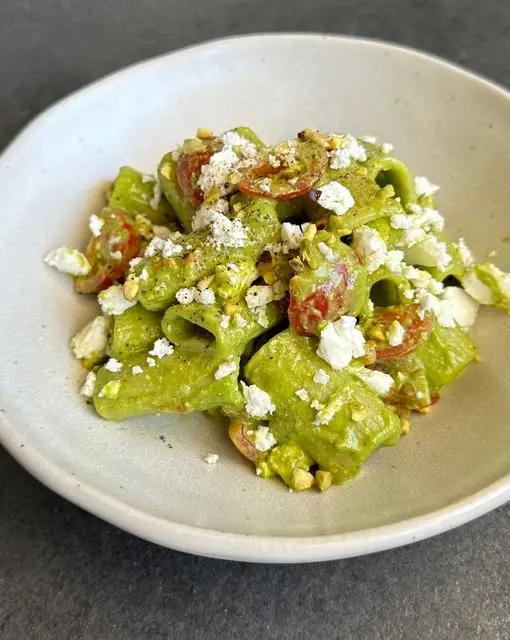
left=197, top=274, right=215, bottom=291
left=350, top=403, right=367, bottom=422
left=99, top=380, right=121, bottom=399
left=315, top=470, right=333, bottom=492
left=123, top=277, right=139, bottom=301
left=291, top=468, right=314, bottom=491
left=196, top=127, right=214, bottom=140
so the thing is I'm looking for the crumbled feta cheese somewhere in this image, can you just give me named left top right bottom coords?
left=214, top=361, right=237, bottom=380
left=197, top=147, right=240, bottom=196
left=98, top=285, right=137, bottom=316
left=144, top=237, right=165, bottom=257
left=139, top=268, right=149, bottom=281
left=191, top=198, right=230, bottom=231
left=281, top=222, right=304, bottom=249
left=146, top=356, right=156, bottom=367
left=241, top=382, right=276, bottom=418
left=268, top=153, right=281, bottom=168
left=141, top=173, right=154, bottom=183
left=316, top=316, right=366, bottom=370
left=252, top=425, right=277, bottom=452
left=258, top=177, right=271, bottom=193
left=352, top=226, right=388, bottom=273
left=387, top=320, right=405, bottom=346
left=129, top=257, right=142, bottom=269
left=390, top=213, right=412, bottom=230
left=219, top=315, right=230, bottom=329
left=295, top=388, right=310, bottom=401
left=404, top=236, right=451, bottom=270
left=385, top=249, right=405, bottom=273
left=44, top=247, right=91, bottom=276
left=442, top=287, right=479, bottom=328
left=89, top=214, right=104, bottom=237
left=353, top=368, right=394, bottom=395
left=360, top=135, right=377, bottom=144
left=70, top=315, right=110, bottom=361
left=162, top=239, right=183, bottom=258
left=313, top=368, right=330, bottom=385
left=80, top=371, right=96, bottom=397
left=132, top=365, right=143, bottom=375
left=176, top=288, right=195, bottom=305
left=316, top=181, right=355, bottom=216
left=227, top=262, right=239, bottom=273
left=209, top=214, right=247, bottom=249
left=381, top=142, right=394, bottom=154
left=310, top=399, right=324, bottom=410
left=105, top=357, right=123, bottom=373
left=220, top=131, right=257, bottom=158
left=149, top=337, right=174, bottom=359
left=317, top=241, right=335, bottom=261
left=245, top=285, right=274, bottom=310
left=195, top=288, right=215, bottom=305
left=111, top=250, right=122, bottom=261
left=234, top=313, right=248, bottom=328
left=414, top=176, right=439, bottom=197
left=329, top=134, right=367, bottom=169
left=203, top=453, right=219, bottom=465
left=457, top=237, right=474, bottom=267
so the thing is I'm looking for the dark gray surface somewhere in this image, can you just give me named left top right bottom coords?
left=1, top=1, right=509, bottom=638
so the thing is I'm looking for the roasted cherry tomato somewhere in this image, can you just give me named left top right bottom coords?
left=369, top=304, right=433, bottom=360
left=238, top=140, right=328, bottom=200
left=75, top=210, right=140, bottom=294
left=176, top=150, right=213, bottom=206
left=289, top=262, right=350, bottom=336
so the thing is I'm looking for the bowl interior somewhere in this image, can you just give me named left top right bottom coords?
left=0, top=35, right=509, bottom=558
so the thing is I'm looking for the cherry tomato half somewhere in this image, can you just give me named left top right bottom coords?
left=370, top=304, right=433, bottom=361
left=75, top=210, right=140, bottom=294
left=289, top=263, right=350, bottom=336
left=238, top=140, right=328, bottom=200
left=176, top=150, right=213, bottom=206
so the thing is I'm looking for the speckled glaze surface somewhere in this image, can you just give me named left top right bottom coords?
left=0, top=34, right=509, bottom=562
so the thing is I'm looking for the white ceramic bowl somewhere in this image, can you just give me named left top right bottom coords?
left=1, top=35, right=509, bottom=563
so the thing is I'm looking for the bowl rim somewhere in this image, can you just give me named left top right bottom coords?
left=1, top=32, right=509, bottom=563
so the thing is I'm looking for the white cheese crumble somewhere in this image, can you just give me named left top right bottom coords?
left=149, top=180, right=161, bottom=210
left=214, top=361, right=237, bottom=380
left=295, top=388, right=310, bottom=401
left=313, top=369, right=330, bottom=385
left=89, top=214, right=104, bottom=237
left=381, top=142, right=394, bottom=154
left=316, top=181, right=355, bottom=216
left=111, top=250, right=122, bottom=261
left=352, top=226, right=394, bottom=273
left=98, top=285, right=137, bottom=316
left=70, top=315, right=110, bottom=361
left=258, top=177, right=271, bottom=193
left=209, top=215, right=247, bottom=249
left=329, top=134, right=367, bottom=169
left=139, top=268, right=149, bottom=281
left=280, top=222, right=304, bottom=250
left=197, top=147, right=239, bottom=196
left=317, top=241, right=335, bottom=261
left=80, top=371, right=96, bottom=397
left=227, top=262, right=239, bottom=273
left=252, top=425, right=277, bottom=452
left=387, top=320, right=405, bottom=346
left=149, top=337, right=174, bottom=359
left=203, top=453, right=219, bottom=465
left=245, top=285, right=274, bottom=311
left=144, top=236, right=183, bottom=258
left=353, top=368, right=394, bottom=395
left=234, top=313, right=248, bottom=328
left=220, top=130, right=257, bottom=157
left=360, top=135, right=377, bottom=144
left=456, top=237, right=474, bottom=267
left=44, top=247, right=91, bottom=276
left=175, top=288, right=195, bottom=305
left=105, top=357, right=123, bottom=373
left=461, top=270, right=493, bottom=305
left=191, top=198, right=230, bottom=231
left=129, top=257, right=142, bottom=269
left=316, top=316, right=366, bottom=370
left=146, top=356, right=156, bottom=367
left=442, top=286, right=479, bottom=328
left=195, top=288, right=215, bottom=305
left=132, top=365, right=143, bottom=375
left=241, top=382, right=276, bottom=418
left=386, top=249, right=405, bottom=273
left=414, top=176, right=439, bottom=197
left=219, top=315, right=230, bottom=329
left=310, top=399, right=324, bottom=410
